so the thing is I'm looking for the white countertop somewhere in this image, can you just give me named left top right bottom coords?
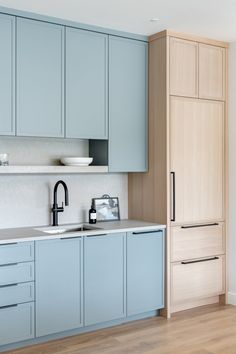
left=0, top=220, right=166, bottom=244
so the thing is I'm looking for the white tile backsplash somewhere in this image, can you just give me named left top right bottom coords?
left=0, top=137, right=128, bottom=228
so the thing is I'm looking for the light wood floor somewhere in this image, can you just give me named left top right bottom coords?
left=5, top=304, right=236, bottom=354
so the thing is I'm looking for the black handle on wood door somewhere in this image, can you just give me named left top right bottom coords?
left=181, top=257, right=219, bottom=265
left=170, top=172, right=175, bottom=222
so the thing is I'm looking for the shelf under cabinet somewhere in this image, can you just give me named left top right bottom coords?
left=0, top=165, right=108, bottom=175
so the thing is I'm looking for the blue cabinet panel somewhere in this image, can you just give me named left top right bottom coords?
left=0, top=242, right=34, bottom=265
left=0, top=14, right=15, bottom=135
left=66, top=28, right=108, bottom=139
left=0, top=302, right=34, bottom=346
left=84, top=233, right=126, bottom=326
left=109, top=36, right=148, bottom=172
left=35, top=237, right=83, bottom=337
left=0, top=282, right=34, bottom=307
left=127, top=230, right=164, bottom=316
left=16, top=18, right=64, bottom=137
left=0, top=262, right=34, bottom=286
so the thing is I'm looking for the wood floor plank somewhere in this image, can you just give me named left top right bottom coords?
left=4, top=305, right=236, bottom=354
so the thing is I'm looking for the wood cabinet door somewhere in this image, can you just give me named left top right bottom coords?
left=0, top=14, right=15, bottom=135
left=170, top=97, right=224, bottom=224
left=199, top=44, right=226, bottom=100
left=170, top=37, right=198, bottom=98
left=109, top=36, right=148, bottom=172
left=17, top=18, right=64, bottom=137
left=66, top=28, right=108, bottom=139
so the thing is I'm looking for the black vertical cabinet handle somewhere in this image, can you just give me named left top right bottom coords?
left=171, top=172, right=175, bottom=222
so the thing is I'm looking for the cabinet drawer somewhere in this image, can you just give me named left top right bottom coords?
left=0, top=282, right=34, bottom=307
left=171, top=223, right=225, bottom=262
left=0, top=242, right=34, bottom=265
left=0, top=302, right=34, bottom=346
left=171, top=255, right=225, bottom=306
left=0, top=262, right=34, bottom=286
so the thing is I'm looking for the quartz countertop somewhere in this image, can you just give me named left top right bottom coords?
left=0, top=219, right=166, bottom=244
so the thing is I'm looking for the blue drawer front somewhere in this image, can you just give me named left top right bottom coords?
left=0, top=302, right=34, bottom=345
left=0, top=242, right=34, bottom=265
left=0, top=262, right=34, bottom=286
left=0, top=282, right=34, bottom=307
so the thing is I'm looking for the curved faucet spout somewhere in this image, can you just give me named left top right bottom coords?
left=52, top=180, right=69, bottom=226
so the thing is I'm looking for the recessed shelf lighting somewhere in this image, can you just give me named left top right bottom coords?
left=150, top=18, right=160, bottom=22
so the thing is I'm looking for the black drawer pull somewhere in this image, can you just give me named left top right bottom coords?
left=87, top=234, right=107, bottom=238
left=181, top=223, right=219, bottom=229
left=181, top=257, right=219, bottom=265
left=0, top=304, right=18, bottom=310
left=60, top=236, right=82, bottom=240
left=0, top=243, right=18, bottom=246
left=0, top=263, right=18, bottom=268
left=0, top=283, right=18, bottom=288
left=132, top=230, right=163, bottom=235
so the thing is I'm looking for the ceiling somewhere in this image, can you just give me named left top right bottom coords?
left=0, top=0, right=235, bottom=42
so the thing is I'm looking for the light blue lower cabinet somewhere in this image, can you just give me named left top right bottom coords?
left=127, top=230, right=165, bottom=316
left=0, top=302, right=34, bottom=346
left=84, top=233, right=126, bottom=326
left=35, top=237, right=83, bottom=337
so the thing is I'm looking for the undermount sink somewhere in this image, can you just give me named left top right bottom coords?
left=35, top=224, right=101, bottom=235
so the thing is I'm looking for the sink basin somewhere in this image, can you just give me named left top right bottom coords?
left=35, top=224, right=100, bottom=235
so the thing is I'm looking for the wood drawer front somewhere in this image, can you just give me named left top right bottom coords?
left=171, top=223, right=225, bottom=262
left=0, top=282, right=34, bottom=307
left=0, top=242, right=34, bottom=265
left=0, top=302, right=34, bottom=346
left=171, top=255, right=225, bottom=305
left=0, top=262, right=34, bottom=286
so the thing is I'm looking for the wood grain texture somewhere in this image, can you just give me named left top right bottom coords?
left=171, top=256, right=225, bottom=309
left=5, top=305, right=236, bottom=354
left=149, top=29, right=229, bottom=48
left=171, top=223, right=225, bottom=262
left=169, top=37, right=198, bottom=97
left=170, top=97, right=224, bottom=224
left=199, top=44, right=226, bottom=100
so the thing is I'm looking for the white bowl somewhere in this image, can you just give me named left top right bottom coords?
left=60, top=157, right=93, bottom=166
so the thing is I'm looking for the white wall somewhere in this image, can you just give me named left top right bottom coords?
left=0, top=137, right=128, bottom=228
left=228, top=42, right=236, bottom=304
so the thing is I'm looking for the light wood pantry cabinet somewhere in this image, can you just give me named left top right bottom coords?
left=170, top=97, right=224, bottom=224
left=128, top=30, right=228, bottom=317
left=169, top=36, right=226, bottom=100
left=170, top=37, right=198, bottom=97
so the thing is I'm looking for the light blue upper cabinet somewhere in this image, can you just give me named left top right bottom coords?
left=127, top=230, right=164, bottom=316
left=16, top=18, right=64, bottom=137
left=66, top=28, right=108, bottom=139
left=108, top=36, right=148, bottom=172
left=35, top=238, right=83, bottom=337
left=0, top=14, right=15, bottom=136
left=84, top=233, right=126, bottom=326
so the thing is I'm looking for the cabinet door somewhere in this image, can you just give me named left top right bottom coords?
left=170, top=97, right=224, bottom=224
left=66, top=28, right=108, bottom=139
left=127, top=230, right=164, bottom=316
left=199, top=44, right=226, bottom=100
left=36, top=238, right=83, bottom=337
left=0, top=14, right=15, bottom=135
left=17, top=18, right=64, bottom=137
left=0, top=302, right=34, bottom=346
left=170, top=37, right=198, bottom=98
left=84, top=233, right=126, bottom=326
left=109, top=36, right=148, bottom=172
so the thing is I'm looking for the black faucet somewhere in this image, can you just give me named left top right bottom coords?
left=52, top=180, right=69, bottom=226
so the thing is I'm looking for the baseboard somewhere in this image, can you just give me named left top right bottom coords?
left=228, top=292, right=236, bottom=305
